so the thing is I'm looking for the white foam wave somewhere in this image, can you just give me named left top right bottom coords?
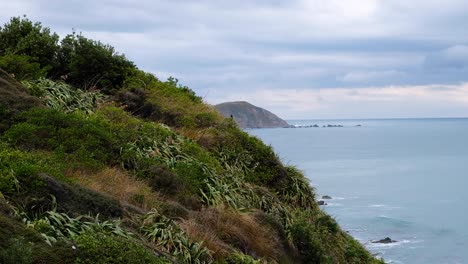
left=369, top=204, right=386, bottom=208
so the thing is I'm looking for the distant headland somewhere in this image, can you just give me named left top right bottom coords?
left=214, top=101, right=289, bottom=128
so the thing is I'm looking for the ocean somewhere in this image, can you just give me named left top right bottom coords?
left=249, top=118, right=468, bottom=264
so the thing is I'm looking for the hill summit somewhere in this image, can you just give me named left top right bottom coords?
left=214, top=101, right=289, bottom=128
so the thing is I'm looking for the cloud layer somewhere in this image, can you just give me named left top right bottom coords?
left=1, top=0, right=468, bottom=118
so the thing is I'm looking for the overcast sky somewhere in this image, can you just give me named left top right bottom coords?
left=2, top=0, right=468, bottom=119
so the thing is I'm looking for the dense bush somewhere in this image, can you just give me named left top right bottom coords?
left=74, top=232, right=168, bottom=264
left=289, top=218, right=330, bottom=264
left=57, top=32, right=136, bottom=91
left=0, top=146, right=61, bottom=196
left=0, top=237, right=33, bottom=264
left=0, top=54, right=47, bottom=80
left=0, top=16, right=59, bottom=74
left=4, top=108, right=117, bottom=163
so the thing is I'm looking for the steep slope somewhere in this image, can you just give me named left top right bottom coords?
left=0, top=16, right=383, bottom=264
left=215, top=101, right=289, bottom=128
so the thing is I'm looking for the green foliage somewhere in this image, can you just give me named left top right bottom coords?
left=4, top=108, right=117, bottom=163
left=289, top=218, right=330, bottom=264
left=22, top=78, right=104, bottom=113
left=20, top=208, right=130, bottom=246
left=200, top=153, right=293, bottom=230
left=74, top=231, right=169, bottom=264
left=0, top=54, right=47, bottom=80
left=195, top=112, right=218, bottom=128
left=148, top=164, right=185, bottom=196
left=0, top=237, right=33, bottom=264
left=210, top=124, right=286, bottom=188
left=316, top=214, right=339, bottom=234
left=0, top=147, right=61, bottom=196
left=0, top=16, right=59, bottom=72
left=57, top=32, right=136, bottom=91
left=279, top=166, right=316, bottom=209
left=223, top=252, right=263, bottom=264
left=141, top=209, right=213, bottom=263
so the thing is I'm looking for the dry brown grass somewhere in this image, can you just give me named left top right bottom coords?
left=180, top=207, right=285, bottom=262
left=67, top=167, right=161, bottom=211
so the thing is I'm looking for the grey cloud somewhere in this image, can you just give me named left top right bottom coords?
left=3, top=0, right=468, bottom=118
left=424, top=45, right=468, bottom=70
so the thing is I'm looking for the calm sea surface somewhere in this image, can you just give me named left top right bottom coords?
left=249, top=118, right=468, bottom=264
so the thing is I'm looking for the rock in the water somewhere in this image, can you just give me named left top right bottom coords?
left=318, top=200, right=327, bottom=206
left=372, top=237, right=397, bottom=244
left=322, top=195, right=332, bottom=199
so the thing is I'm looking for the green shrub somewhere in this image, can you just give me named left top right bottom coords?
left=57, top=32, right=136, bottom=92
left=0, top=54, right=47, bottom=80
left=0, top=237, right=33, bottom=264
left=148, top=164, right=184, bottom=196
left=289, top=219, right=330, bottom=264
left=316, top=214, right=339, bottom=234
left=0, top=16, right=59, bottom=71
left=4, top=108, right=117, bottom=163
left=0, top=147, right=61, bottom=196
left=195, top=112, right=218, bottom=128
left=74, top=231, right=168, bottom=264
left=116, top=87, right=162, bottom=118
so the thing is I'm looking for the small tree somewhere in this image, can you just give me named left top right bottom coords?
left=0, top=16, right=59, bottom=71
left=57, top=32, right=136, bottom=92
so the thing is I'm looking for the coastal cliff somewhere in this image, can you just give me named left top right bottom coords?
left=215, top=101, right=289, bottom=128
left=0, top=16, right=383, bottom=264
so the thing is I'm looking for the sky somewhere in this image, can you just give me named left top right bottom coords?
left=2, top=0, right=468, bottom=119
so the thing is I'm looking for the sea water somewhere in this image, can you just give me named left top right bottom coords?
left=249, top=118, right=468, bottom=264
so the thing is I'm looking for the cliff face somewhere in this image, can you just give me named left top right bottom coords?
left=214, top=101, right=289, bottom=128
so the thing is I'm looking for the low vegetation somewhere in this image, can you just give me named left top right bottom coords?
left=0, top=16, right=383, bottom=263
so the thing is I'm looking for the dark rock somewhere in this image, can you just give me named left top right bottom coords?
left=318, top=200, right=327, bottom=206
left=322, top=195, right=332, bottom=199
left=355, top=124, right=362, bottom=127
left=372, top=237, right=397, bottom=244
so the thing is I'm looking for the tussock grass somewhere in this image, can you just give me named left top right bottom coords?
left=68, top=167, right=161, bottom=211
left=181, top=207, right=284, bottom=262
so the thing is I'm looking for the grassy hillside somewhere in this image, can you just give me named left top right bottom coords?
left=0, top=16, right=383, bottom=264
